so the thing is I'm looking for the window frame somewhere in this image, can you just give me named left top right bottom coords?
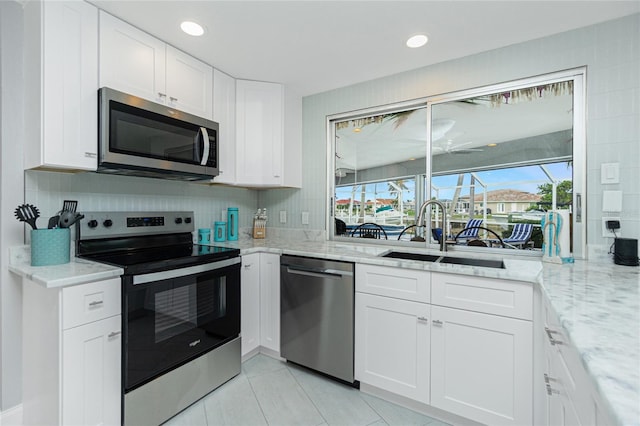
left=327, top=68, right=586, bottom=258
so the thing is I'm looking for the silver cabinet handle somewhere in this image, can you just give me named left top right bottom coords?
left=108, top=331, right=121, bottom=339
left=544, top=375, right=560, bottom=396
left=84, top=152, right=97, bottom=158
left=545, top=327, right=564, bottom=345
left=88, top=300, right=103, bottom=307
left=417, top=316, right=428, bottom=322
left=576, top=193, right=582, bottom=223
left=432, top=319, right=443, bottom=326
left=158, top=92, right=167, bottom=98
left=170, top=96, right=178, bottom=102
left=243, top=264, right=252, bottom=268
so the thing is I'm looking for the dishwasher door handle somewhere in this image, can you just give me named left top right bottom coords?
left=284, top=265, right=353, bottom=279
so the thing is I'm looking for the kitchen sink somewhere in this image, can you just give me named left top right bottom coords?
left=381, top=251, right=441, bottom=262
left=380, top=251, right=505, bottom=269
left=438, top=256, right=505, bottom=269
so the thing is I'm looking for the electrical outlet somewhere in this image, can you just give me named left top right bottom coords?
left=301, top=211, right=310, bottom=225
left=279, top=210, right=287, bottom=223
left=602, top=216, right=621, bottom=237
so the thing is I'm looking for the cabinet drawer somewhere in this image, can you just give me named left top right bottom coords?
left=432, top=273, right=532, bottom=320
left=62, top=278, right=121, bottom=329
left=543, top=298, right=598, bottom=426
left=356, top=264, right=430, bottom=303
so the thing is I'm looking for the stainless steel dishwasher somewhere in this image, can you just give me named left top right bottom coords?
left=280, top=255, right=356, bottom=384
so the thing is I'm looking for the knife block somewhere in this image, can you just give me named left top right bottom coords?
left=252, top=219, right=266, bottom=239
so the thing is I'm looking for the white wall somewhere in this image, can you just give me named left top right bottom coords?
left=262, top=13, right=640, bottom=258
left=0, top=0, right=26, bottom=411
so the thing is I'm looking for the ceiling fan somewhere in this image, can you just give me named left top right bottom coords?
left=433, top=140, right=484, bottom=154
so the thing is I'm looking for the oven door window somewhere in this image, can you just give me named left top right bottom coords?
left=124, top=265, right=240, bottom=391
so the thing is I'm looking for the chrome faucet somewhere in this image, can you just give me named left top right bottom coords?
left=415, top=199, right=448, bottom=252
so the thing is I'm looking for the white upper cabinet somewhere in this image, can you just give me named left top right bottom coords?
left=234, top=80, right=302, bottom=188
left=24, top=0, right=99, bottom=171
left=235, top=80, right=284, bottom=186
left=99, top=11, right=213, bottom=119
left=213, top=69, right=237, bottom=184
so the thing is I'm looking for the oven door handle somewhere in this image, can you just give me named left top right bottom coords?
left=132, top=257, right=240, bottom=285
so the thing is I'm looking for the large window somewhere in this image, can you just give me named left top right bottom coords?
left=329, top=69, right=585, bottom=257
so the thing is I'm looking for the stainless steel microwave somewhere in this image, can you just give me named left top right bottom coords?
left=98, top=87, right=219, bottom=181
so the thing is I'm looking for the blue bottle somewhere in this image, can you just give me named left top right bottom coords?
left=227, top=208, right=239, bottom=241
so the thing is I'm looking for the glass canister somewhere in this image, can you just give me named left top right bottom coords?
left=214, top=221, right=227, bottom=242
left=227, top=207, right=239, bottom=241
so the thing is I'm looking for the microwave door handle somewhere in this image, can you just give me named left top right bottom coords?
left=199, top=127, right=210, bottom=166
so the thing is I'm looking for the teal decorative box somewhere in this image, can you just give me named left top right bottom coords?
left=31, top=228, right=70, bottom=266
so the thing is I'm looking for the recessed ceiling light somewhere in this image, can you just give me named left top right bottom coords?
left=406, top=34, right=428, bottom=48
left=487, top=143, right=498, bottom=147
left=180, top=21, right=204, bottom=37
left=354, top=128, right=361, bottom=133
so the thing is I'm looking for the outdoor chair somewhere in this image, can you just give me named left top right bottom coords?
left=455, top=219, right=483, bottom=243
left=349, top=223, right=388, bottom=239
left=501, top=223, right=534, bottom=248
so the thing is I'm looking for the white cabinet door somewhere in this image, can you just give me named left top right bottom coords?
left=99, top=11, right=166, bottom=104
left=235, top=80, right=284, bottom=186
left=62, top=315, right=121, bottom=426
left=213, top=69, right=237, bottom=184
left=166, top=45, right=213, bottom=119
left=355, top=292, right=430, bottom=403
left=241, top=253, right=261, bottom=357
left=431, top=305, right=533, bottom=426
left=259, top=253, right=280, bottom=353
left=24, top=0, right=98, bottom=171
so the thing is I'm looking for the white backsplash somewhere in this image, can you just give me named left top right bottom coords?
left=25, top=170, right=259, bottom=237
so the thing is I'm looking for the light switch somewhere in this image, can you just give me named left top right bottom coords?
left=601, top=163, right=620, bottom=184
left=279, top=210, right=287, bottom=223
left=602, top=190, right=623, bottom=213
left=301, top=212, right=309, bottom=225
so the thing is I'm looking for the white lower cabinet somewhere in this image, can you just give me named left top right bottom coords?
left=540, top=295, right=616, bottom=426
left=259, top=253, right=281, bottom=353
left=22, top=277, right=121, bottom=425
left=355, top=265, right=534, bottom=425
left=355, top=293, right=430, bottom=402
left=241, top=252, right=280, bottom=357
left=241, top=253, right=261, bottom=356
left=62, top=315, right=121, bottom=426
left=430, top=305, right=533, bottom=425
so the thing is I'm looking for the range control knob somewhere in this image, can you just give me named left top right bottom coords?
left=184, top=217, right=192, bottom=224
left=175, top=217, right=183, bottom=224
left=103, top=219, right=113, bottom=228
left=87, top=219, right=98, bottom=228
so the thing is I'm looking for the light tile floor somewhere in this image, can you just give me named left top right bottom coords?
left=163, top=354, right=451, bottom=426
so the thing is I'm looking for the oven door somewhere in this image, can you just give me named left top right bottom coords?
left=123, top=257, right=240, bottom=392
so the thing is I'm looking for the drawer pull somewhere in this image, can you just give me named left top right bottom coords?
left=84, top=152, right=97, bottom=158
left=417, top=316, right=428, bottom=322
left=88, top=300, right=104, bottom=307
left=543, top=373, right=558, bottom=384
left=432, top=319, right=443, bottom=326
left=158, top=92, right=167, bottom=98
left=545, top=327, right=564, bottom=345
left=170, top=96, right=178, bottom=102
left=546, top=383, right=560, bottom=396
left=108, top=331, right=121, bottom=339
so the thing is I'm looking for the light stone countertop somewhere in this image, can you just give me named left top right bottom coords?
left=8, top=232, right=639, bottom=425
left=8, top=245, right=124, bottom=288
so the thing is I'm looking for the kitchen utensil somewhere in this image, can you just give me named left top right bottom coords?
left=62, top=200, right=78, bottom=213
left=47, top=215, right=60, bottom=229
left=58, top=210, right=76, bottom=228
left=14, top=204, right=40, bottom=229
left=64, top=213, right=84, bottom=229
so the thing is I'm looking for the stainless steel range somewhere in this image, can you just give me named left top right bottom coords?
left=77, top=211, right=241, bottom=426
